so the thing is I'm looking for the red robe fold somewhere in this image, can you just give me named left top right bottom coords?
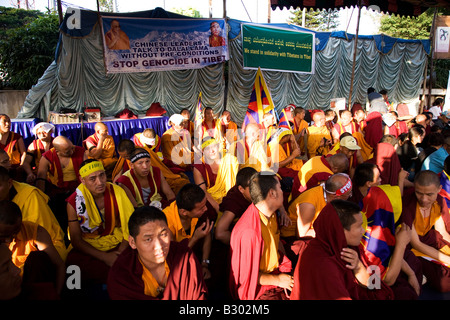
left=291, top=203, right=361, bottom=300
left=116, top=167, right=163, bottom=206
left=229, top=203, right=291, bottom=300
left=107, top=239, right=208, bottom=300
left=364, top=111, right=383, bottom=150
left=367, top=142, right=402, bottom=186
left=291, top=203, right=394, bottom=300
left=42, top=146, right=85, bottom=192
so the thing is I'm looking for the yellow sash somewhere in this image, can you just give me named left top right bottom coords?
left=207, top=153, right=239, bottom=204
left=122, top=169, right=162, bottom=207
left=73, top=182, right=134, bottom=251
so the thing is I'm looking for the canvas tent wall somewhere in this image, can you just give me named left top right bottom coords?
left=17, top=7, right=430, bottom=125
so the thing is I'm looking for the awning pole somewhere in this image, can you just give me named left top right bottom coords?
left=348, top=2, right=361, bottom=109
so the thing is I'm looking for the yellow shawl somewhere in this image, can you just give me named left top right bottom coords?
left=12, top=180, right=67, bottom=260
left=207, top=153, right=239, bottom=204
left=73, top=182, right=134, bottom=251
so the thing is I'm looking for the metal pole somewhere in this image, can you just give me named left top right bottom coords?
left=348, top=3, right=361, bottom=109
left=427, top=8, right=438, bottom=108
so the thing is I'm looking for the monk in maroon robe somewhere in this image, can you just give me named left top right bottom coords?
left=291, top=200, right=394, bottom=300
left=107, top=206, right=207, bottom=300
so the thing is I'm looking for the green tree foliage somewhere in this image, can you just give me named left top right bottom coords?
left=289, top=8, right=339, bottom=31
left=0, top=6, right=43, bottom=40
left=99, top=0, right=114, bottom=13
left=379, top=9, right=434, bottom=39
left=171, top=7, right=203, bottom=18
left=380, top=8, right=450, bottom=88
left=0, top=12, right=60, bottom=90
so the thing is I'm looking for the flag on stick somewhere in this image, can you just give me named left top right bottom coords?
left=242, top=67, right=276, bottom=130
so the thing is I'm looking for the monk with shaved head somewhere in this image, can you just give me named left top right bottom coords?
left=36, top=135, right=87, bottom=234
left=84, top=122, right=118, bottom=179
left=306, top=111, right=332, bottom=158
left=402, top=170, right=450, bottom=293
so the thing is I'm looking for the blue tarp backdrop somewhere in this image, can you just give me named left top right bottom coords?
left=17, top=7, right=430, bottom=125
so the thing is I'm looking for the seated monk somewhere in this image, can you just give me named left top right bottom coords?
left=107, top=206, right=208, bottom=300
left=23, top=122, right=55, bottom=184
left=359, top=184, right=422, bottom=299
left=215, top=166, right=256, bottom=245
left=0, top=166, right=66, bottom=260
left=193, top=137, right=239, bottom=214
left=218, top=110, right=238, bottom=152
left=326, top=134, right=363, bottom=178
left=36, top=136, right=87, bottom=196
left=0, top=200, right=65, bottom=299
left=198, top=107, right=221, bottom=144
left=262, top=112, right=278, bottom=144
left=83, top=122, right=118, bottom=179
left=291, top=200, right=381, bottom=300
left=0, top=114, right=27, bottom=179
left=283, top=173, right=353, bottom=241
left=112, top=139, right=135, bottom=183
left=36, top=136, right=87, bottom=235
left=211, top=166, right=256, bottom=299
left=384, top=111, right=408, bottom=138
left=402, top=170, right=450, bottom=293
left=331, top=110, right=361, bottom=145
left=230, top=123, right=271, bottom=172
left=163, top=183, right=214, bottom=280
left=307, top=111, right=332, bottom=159
left=292, top=107, right=309, bottom=157
left=65, top=159, right=135, bottom=288
left=181, top=108, right=195, bottom=144
left=133, top=128, right=163, bottom=159
left=116, top=148, right=175, bottom=209
left=229, top=172, right=293, bottom=300
left=268, top=127, right=302, bottom=179
left=161, top=114, right=194, bottom=174
left=292, top=152, right=349, bottom=199
left=113, top=139, right=190, bottom=194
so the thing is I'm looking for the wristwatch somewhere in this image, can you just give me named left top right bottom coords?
left=202, top=259, right=210, bottom=266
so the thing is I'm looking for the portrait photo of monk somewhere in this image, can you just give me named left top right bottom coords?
left=105, top=19, right=130, bottom=50
left=209, top=21, right=226, bottom=47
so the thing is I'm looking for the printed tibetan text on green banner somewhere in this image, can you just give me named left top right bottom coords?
left=242, top=24, right=315, bottom=74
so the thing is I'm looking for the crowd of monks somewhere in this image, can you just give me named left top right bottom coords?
left=2, top=91, right=450, bottom=301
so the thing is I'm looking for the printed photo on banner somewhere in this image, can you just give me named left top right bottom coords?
left=100, top=17, right=229, bottom=73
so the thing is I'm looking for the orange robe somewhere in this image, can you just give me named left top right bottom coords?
left=161, top=127, right=193, bottom=171
left=218, top=119, right=238, bottom=151
left=306, top=125, right=331, bottom=158
left=163, top=201, right=198, bottom=242
left=292, top=118, right=308, bottom=154
left=1, top=131, right=23, bottom=167
left=9, top=221, right=39, bottom=273
left=284, top=185, right=327, bottom=238
left=83, top=133, right=118, bottom=170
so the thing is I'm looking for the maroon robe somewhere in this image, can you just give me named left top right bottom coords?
left=291, top=203, right=394, bottom=300
left=229, top=203, right=292, bottom=300
left=402, top=188, right=450, bottom=292
left=367, top=142, right=402, bottom=186
left=107, top=239, right=207, bottom=300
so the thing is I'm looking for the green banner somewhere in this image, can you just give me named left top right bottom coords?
left=241, top=24, right=315, bottom=74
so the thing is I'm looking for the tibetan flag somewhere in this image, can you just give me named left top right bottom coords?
left=278, top=108, right=291, bottom=130
left=242, top=67, right=276, bottom=130
left=439, top=171, right=450, bottom=209
left=359, top=185, right=402, bottom=277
